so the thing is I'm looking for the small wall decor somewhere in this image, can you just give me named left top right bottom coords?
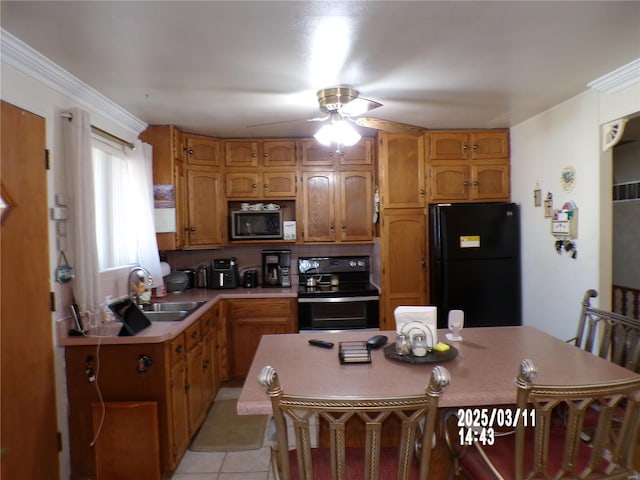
left=533, top=182, right=542, bottom=207
left=543, top=192, right=553, bottom=218
left=560, top=166, right=576, bottom=193
left=551, top=201, right=578, bottom=259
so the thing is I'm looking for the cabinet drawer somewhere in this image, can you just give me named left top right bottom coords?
left=170, top=334, right=185, bottom=365
left=200, top=309, right=215, bottom=336
left=227, top=298, right=293, bottom=318
left=185, top=321, right=201, bottom=351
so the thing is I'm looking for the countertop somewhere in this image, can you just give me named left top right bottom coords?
left=57, top=287, right=296, bottom=346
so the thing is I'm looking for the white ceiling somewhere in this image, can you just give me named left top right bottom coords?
left=2, top=1, right=640, bottom=139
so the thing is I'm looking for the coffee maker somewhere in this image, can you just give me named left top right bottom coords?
left=262, top=249, right=291, bottom=287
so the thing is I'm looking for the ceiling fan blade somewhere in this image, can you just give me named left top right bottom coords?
left=353, top=117, right=424, bottom=136
left=247, top=114, right=329, bottom=128
left=340, top=97, right=383, bottom=117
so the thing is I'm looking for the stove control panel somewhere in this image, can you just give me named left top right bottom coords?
left=298, top=256, right=370, bottom=274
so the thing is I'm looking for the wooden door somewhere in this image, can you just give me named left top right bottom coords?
left=380, top=212, right=428, bottom=330
left=263, top=171, right=297, bottom=197
left=302, top=171, right=335, bottom=242
left=186, top=167, right=222, bottom=246
left=469, top=130, right=509, bottom=159
left=185, top=134, right=222, bottom=166
left=262, top=140, right=297, bottom=167
left=338, top=138, right=373, bottom=166
left=378, top=134, right=425, bottom=209
left=301, top=140, right=335, bottom=166
left=225, top=141, right=259, bottom=168
left=428, top=164, right=470, bottom=201
left=1, top=101, right=60, bottom=479
left=186, top=343, right=205, bottom=433
left=169, top=338, right=190, bottom=468
left=225, top=171, right=260, bottom=198
left=338, top=171, right=374, bottom=242
left=428, top=131, right=469, bottom=160
left=472, top=163, right=510, bottom=200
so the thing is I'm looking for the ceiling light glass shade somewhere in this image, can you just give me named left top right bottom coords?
left=314, top=120, right=361, bottom=147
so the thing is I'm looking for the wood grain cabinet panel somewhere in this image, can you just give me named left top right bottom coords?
left=185, top=134, right=223, bottom=167
left=378, top=133, right=426, bottom=209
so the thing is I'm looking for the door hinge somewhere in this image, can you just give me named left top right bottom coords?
left=50, top=292, right=56, bottom=312
left=45, top=149, right=51, bottom=170
left=57, top=431, right=63, bottom=452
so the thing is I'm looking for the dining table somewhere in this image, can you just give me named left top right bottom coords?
left=237, top=326, right=640, bottom=415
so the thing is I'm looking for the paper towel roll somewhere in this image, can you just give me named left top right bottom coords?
left=394, top=306, right=438, bottom=347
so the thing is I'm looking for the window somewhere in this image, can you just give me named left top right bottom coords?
left=92, top=142, right=137, bottom=271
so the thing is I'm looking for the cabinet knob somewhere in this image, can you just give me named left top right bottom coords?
left=191, top=331, right=198, bottom=339
left=252, top=183, right=257, bottom=189
left=462, top=145, right=468, bottom=151
left=342, top=224, right=346, bottom=231
left=419, top=188, right=425, bottom=196
left=263, top=153, right=269, bottom=157
left=251, top=152, right=257, bottom=157
left=463, top=181, right=470, bottom=187
left=472, top=144, right=478, bottom=150
left=264, top=184, right=269, bottom=189
left=175, top=345, right=183, bottom=354
left=473, top=181, right=479, bottom=186
left=190, top=226, right=196, bottom=232
left=330, top=223, right=335, bottom=232
left=188, top=148, right=194, bottom=155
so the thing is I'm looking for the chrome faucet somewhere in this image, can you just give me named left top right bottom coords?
left=128, top=266, right=153, bottom=305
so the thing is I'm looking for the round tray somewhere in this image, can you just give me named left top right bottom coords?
left=383, top=343, right=458, bottom=364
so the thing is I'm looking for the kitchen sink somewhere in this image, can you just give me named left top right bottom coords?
left=141, top=301, right=206, bottom=322
left=143, top=301, right=206, bottom=312
left=143, top=310, right=190, bottom=322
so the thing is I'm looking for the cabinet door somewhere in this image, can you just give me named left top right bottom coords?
left=225, top=171, right=260, bottom=198
left=225, top=141, right=259, bottom=168
left=262, top=140, right=297, bottom=167
left=428, top=164, right=470, bottom=201
left=301, top=140, right=335, bottom=166
left=470, top=131, right=509, bottom=159
left=338, top=138, right=373, bottom=166
left=378, top=134, right=425, bottom=209
left=174, top=160, right=187, bottom=249
left=428, top=132, right=469, bottom=160
left=227, top=299, right=295, bottom=379
left=380, top=212, right=427, bottom=330
left=338, top=171, right=373, bottom=242
left=187, top=168, right=222, bottom=246
left=186, top=344, right=205, bottom=434
left=263, top=171, right=297, bottom=197
left=185, top=135, right=222, bottom=167
left=302, top=171, right=336, bottom=242
left=170, top=359, right=190, bottom=465
left=472, top=163, right=510, bottom=200
left=202, top=329, right=216, bottom=408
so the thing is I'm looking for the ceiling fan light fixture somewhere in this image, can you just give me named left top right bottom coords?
left=314, top=119, right=361, bottom=147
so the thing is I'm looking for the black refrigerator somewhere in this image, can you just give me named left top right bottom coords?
left=429, top=202, right=521, bottom=329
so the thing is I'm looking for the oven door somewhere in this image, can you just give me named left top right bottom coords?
left=298, top=296, right=380, bottom=332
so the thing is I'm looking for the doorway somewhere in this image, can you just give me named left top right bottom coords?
left=612, top=116, right=640, bottom=318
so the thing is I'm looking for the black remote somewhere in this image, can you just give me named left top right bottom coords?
left=366, top=335, right=388, bottom=349
left=308, top=339, right=334, bottom=349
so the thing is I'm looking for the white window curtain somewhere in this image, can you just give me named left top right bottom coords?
left=63, top=107, right=161, bottom=311
left=62, top=108, right=99, bottom=312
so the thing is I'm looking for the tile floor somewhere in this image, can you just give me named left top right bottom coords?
left=172, top=387, right=274, bottom=480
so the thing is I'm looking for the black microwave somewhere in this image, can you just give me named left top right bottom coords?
left=230, top=210, right=283, bottom=240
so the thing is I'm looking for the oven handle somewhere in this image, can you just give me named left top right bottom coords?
left=298, top=296, right=380, bottom=303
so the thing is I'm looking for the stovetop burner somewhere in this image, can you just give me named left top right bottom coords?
left=297, top=256, right=379, bottom=299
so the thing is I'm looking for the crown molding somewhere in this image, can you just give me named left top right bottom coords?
left=587, top=58, right=640, bottom=94
left=1, top=28, right=147, bottom=134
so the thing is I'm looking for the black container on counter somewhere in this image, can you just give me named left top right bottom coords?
left=242, top=269, right=258, bottom=288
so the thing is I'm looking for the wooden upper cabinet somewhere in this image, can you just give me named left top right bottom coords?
left=378, top=133, right=425, bottom=209
left=301, top=138, right=373, bottom=167
left=225, top=141, right=259, bottom=168
left=225, top=140, right=296, bottom=168
left=186, top=167, right=223, bottom=247
left=225, top=171, right=296, bottom=198
left=429, top=130, right=509, bottom=160
left=262, top=141, right=297, bottom=167
left=263, top=171, right=297, bottom=197
left=338, top=171, right=373, bottom=242
left=185, top=134, right=223, bottom=167
left=301, top=171, right=336, bottom=242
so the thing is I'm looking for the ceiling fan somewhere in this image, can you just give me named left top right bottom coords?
left=249, top=86, right=425, bottom=140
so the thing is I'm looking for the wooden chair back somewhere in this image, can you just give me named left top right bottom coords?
left=514, top=359, right=640, bottom=480
left=573, top=289, right=640, bottom=372
left=258, top=365, right=450, bottom=480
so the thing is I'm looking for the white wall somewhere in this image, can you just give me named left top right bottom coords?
left=511, top=83, right=640, bottom=341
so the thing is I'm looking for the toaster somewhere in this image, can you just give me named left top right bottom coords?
left=209, top=258, right=239, bottom=289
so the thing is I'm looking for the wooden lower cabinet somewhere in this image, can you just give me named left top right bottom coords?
left=227, top=298, right=297, bottom=379
left=65, top=308, right=220, bottom=479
